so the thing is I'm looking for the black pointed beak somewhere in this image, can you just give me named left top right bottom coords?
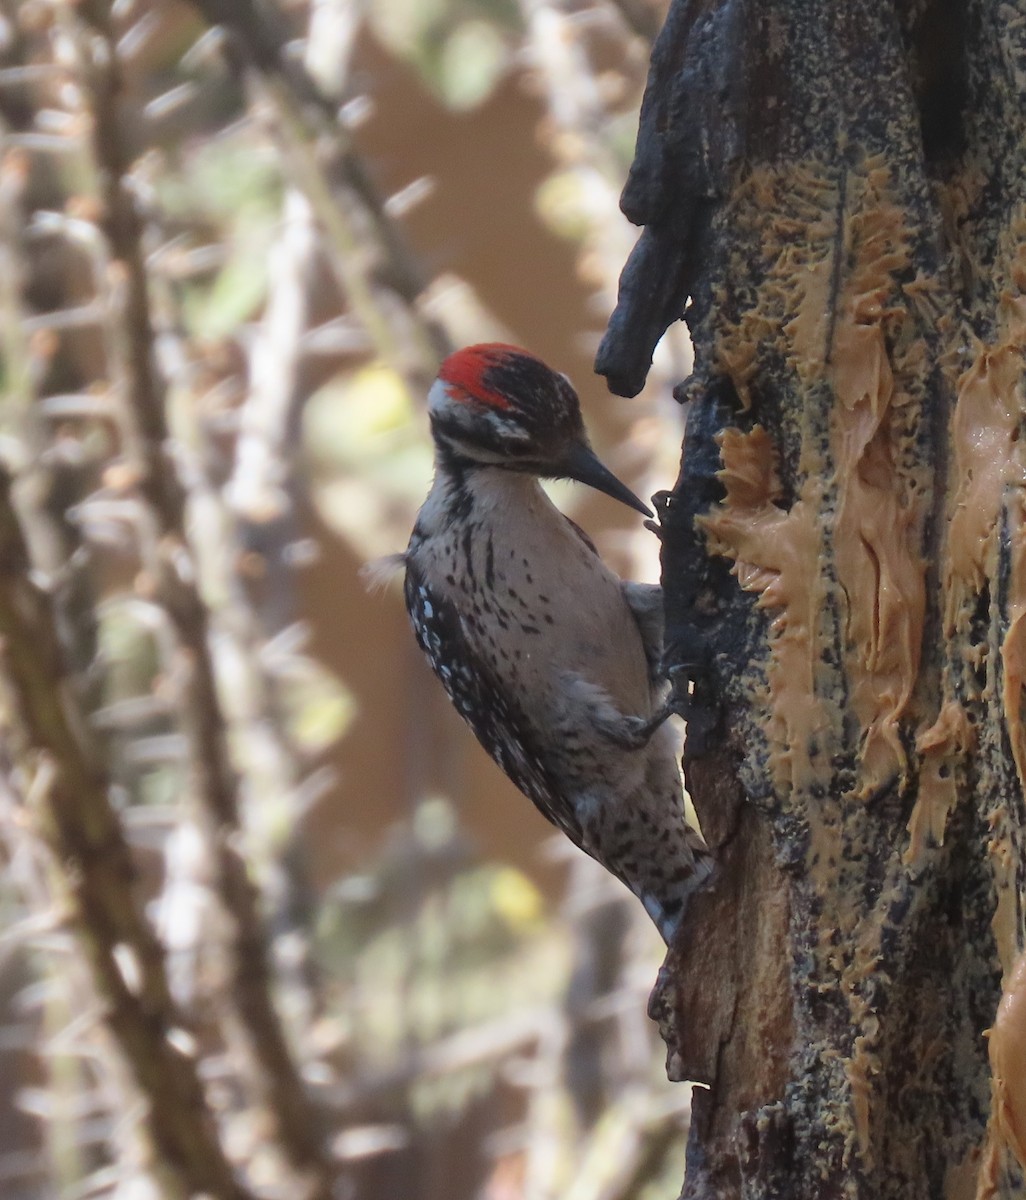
left=560, top=441, right=653, bottom=518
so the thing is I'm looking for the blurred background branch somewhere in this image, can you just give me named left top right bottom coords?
left=0, top=0, right=690, bottom=1197
left=0, top=465, right=250, bottom=1200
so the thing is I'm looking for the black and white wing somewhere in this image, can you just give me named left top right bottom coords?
left=404, top=558, right=583, bottom=845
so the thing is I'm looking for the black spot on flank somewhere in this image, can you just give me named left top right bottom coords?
left=538, top=594, right=550, bottom=603
left=520, top=623, right=541, bottom=635
left=543, top=614, right=554, bottom=625
left=446, top=574, right=456, bottom=585
left=485, top=536, right=496, bottom=590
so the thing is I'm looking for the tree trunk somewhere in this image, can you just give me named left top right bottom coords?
left=597, top=1, right=1026, bottom=1196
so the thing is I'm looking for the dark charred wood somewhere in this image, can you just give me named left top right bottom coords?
left=604, top=0, right=1026, bottom=1195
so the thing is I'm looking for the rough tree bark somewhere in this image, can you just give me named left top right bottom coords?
left=597, top=2, right=1026, bottom=1198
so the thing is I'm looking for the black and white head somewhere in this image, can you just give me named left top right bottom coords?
left=428, top=343, right=651, bottom=516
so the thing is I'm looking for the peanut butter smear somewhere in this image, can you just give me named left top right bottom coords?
left=700, top=160, right=935, bottom=1172
left=995, top=227, right=1026, bottom=808
left=940, top=207, right=1026, bottom=982
left=699, top=427, right=824, bottom=793
left=978, top=951, right=1026, bottom=1198
left=705, top=159, right=929, bottom=798
left=905, top=701, right=975, bottom=865
left=696, top=155, right=1026, bottom=1186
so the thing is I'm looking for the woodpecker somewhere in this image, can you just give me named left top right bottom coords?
left=402, top=343, right=712, bottom=942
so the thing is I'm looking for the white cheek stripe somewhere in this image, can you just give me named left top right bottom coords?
left=428, top=379, right=532, bottom=452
